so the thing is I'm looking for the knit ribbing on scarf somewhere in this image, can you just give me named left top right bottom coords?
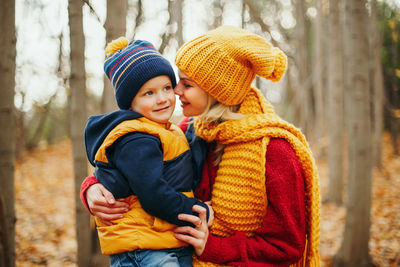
left=193, top=87, right=320, bottom=267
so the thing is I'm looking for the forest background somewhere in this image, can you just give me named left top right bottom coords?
left=1, top=0, right=400, bottom=266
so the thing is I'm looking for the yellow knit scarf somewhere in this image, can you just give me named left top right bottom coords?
left=193, top=87, right=320, bottom=267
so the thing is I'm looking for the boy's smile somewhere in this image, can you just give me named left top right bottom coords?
left=131, top=75, right=175, bottom=124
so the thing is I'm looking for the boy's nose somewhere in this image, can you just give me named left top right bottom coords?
left=157, top=92, right=168, bottom=103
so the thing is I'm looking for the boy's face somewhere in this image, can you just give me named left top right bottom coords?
left=131, top=75, right=175, bottom=124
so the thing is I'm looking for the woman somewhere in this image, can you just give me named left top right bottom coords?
left=82, top=26, right=321, bottom=266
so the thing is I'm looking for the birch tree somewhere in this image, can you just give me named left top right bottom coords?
left=68, top=0, right=91, bottom=266
left=0, top=0, right=16, bottom=266
left=333, top=0, right=374, bottom=265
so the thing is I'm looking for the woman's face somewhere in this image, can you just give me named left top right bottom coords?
left=174, top=71, right=210, bottom=117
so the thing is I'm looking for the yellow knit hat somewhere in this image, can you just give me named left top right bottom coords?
left=175, top=26, right=287, bottom=106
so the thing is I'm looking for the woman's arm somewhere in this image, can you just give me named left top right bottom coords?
left=80, top=177, right=129, bottom=225
left=80, top=175, right=98, bottom=213
left=174, top=139, right=306, bottom=266
left=173, top=204, right=210, bottom=256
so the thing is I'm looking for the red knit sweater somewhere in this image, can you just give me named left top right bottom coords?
left=178, top=118, right=306, bottom=266
left=81, top=119, right=306, bottom=266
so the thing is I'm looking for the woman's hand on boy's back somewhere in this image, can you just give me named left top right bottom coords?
left=174, top=204, right=211, bottom=256
left=86, top=183, right=129, bottom=226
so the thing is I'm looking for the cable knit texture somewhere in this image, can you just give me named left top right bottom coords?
left=193, top=88, right=321, bottom=267
left=175, top=26, right=287, bottom=106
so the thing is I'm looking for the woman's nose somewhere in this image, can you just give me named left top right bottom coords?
left=174, top=84, right=183, bottom=95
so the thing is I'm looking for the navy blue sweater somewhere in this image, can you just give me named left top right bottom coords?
left=84, top=110, right=208, bottom=226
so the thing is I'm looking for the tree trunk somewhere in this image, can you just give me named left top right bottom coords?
left=390, top=17, right=399, bottom=155
left=294, top=0, right=313, bottom=139
left=15, top=109, right=25, bottom=161
left=212, top=0, right=224, bottom=29
left=68, top=1, right=91, bottom=266
left=159, top=0, right=173, bottom=54
left=333, top=0, right=374, bottom=266
left=160, top=0, right=184, bottom=54
left=370, top=0, right=384, bottom=167
left=326, top=0, right=344, bottom=205
left=0, top=0, right=16, bottom=266
left=25, top=97, right=55, bottom=150
left=172, top=0, right=184, bottom=47
left=102, top=0, right=127, bottom=113
left=241, top=0, right=246, bottom=28
left=131, top=0, right=143, bottom=39
left=312, top=0, right=327, bottom=155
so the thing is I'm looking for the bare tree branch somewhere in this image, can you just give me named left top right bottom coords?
left=159, top=0, right=174, bottom=54
left=135, top=0, right=143, bottom=33
left=244, top=0, right=292, bottom=49
left=243, top=0, right=277, bottom=45
left=82, top=0, right=102, bottom=24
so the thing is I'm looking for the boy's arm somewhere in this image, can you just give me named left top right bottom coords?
left=112, top=134, right=209, bottom=226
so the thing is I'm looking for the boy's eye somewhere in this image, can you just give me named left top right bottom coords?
left=164, top=85, right=172, bottom=91
left=144, top=91, right=153, bottom=96
left=184, top=83, right=192, bottom=88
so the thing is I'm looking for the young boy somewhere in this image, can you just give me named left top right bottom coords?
left=84, top=37, right=211, bottom=267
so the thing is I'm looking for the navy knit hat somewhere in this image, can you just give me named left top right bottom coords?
left=104, top=37, right=177, bottom=110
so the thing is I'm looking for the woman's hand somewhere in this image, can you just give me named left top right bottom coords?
left=173, top=205, right=210, bottom=256
left=86, top=183, right=129, bottom=226
left=205, top=201, right=214, bottom=227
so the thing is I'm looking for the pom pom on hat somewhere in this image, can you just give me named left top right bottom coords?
left=104, top=38, right=176, bottom=110
left=175, top=26, right=288, bottom=106
left=105, top=37, right=129, bottom=56
left=269, top=47, right=288, bottom=82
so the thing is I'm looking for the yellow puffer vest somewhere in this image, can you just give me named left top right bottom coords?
left=94, top=117, right=193, bottom=255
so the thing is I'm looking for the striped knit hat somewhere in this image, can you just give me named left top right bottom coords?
left=175, top=26, right=287, bottom=106
left=104, top=37, right=176, bottom=110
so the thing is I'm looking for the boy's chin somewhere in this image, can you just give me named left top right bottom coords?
left=153, top=114, right=173, bottom=124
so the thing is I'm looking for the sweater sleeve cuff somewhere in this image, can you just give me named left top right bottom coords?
left=198, top=231, right=246, bottom=264
left=177, top=117, right=190, bottom=132
left=80, top=175, right=99, bottom=215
